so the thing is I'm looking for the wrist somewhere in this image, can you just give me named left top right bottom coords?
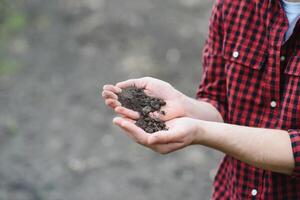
left=192, top=119, right=209, bottom=145
left=179, top=94, right=194, bottom=118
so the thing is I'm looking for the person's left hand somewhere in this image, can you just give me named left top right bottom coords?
left=113, top=117, right=202, bottom=154
left=101, top=77, right=187, bottom=121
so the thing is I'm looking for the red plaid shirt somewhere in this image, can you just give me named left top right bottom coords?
left=196, top=0, right=300, bottom=199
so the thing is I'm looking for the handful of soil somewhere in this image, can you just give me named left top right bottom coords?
left=117, top=86, right=168, bottom=133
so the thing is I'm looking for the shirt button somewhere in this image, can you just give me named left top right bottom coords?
left=280, top=56, right=286, bottom=61
left=251, top=189, right=258, bottom=196
left=270, top=101, right=277, bottom=108
left=233, top=51, right=239, bottom=58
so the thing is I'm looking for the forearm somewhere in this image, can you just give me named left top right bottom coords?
left=196, top=120, right=295, bottom=175
left=181, top=95, right=224, bottom=123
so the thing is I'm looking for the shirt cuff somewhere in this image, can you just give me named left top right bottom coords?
left=288, top=129, right=300, bottom=178
left=196, top=97, right=227, bottom=122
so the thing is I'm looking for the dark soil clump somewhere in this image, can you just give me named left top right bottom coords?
left=117, top=86, right=168, bottom=133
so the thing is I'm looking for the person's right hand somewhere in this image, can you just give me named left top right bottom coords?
left=112, top=116, right=201, bottom=154
left=101, top=77, right=187, bottom=121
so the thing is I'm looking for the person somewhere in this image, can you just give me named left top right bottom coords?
left=101, top=0, right=300, bottom=199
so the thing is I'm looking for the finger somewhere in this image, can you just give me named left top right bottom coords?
left=103, top=85, right=122, bottom=93
left=115, top=106, right=139, bottom=118
left=148, top=130, right=181, bottom=145
left=151, top=142, right=184, bottom=154
left=113, top=116, right=136, bottom=124
left=116, top=78, right=148, bottom=89
left=113, top=117, right=149, bottom=145
left=102, top=90, right=118, bottom=99
left=105, top=99, right=121, bottom=108
left=115, top=106, right=140, bottom=119
left=113, top=117, right=137, bottom=141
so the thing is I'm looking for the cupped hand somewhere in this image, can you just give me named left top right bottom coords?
left=113, top=117, right=201, bottom=154
left=102, top=77, right=187, bottom=120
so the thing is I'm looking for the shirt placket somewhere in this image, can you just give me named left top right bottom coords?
left=255, top=2, right=289, bottom=199
left=263, top=2, right=289, bottom=128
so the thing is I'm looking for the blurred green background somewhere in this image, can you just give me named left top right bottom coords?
left=0, top=0, right=222, bottom=200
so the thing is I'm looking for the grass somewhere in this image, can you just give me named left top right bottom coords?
left=0, top=60, right=20, bottom=76
left=0, top=1, right=26, bottom=76
left=3, top=12, right=26, bottom=33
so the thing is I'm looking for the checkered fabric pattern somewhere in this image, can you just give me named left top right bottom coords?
left=196, top=0, right=300, bottom=199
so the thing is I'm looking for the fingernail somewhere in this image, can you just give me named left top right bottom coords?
left=115, top=86, right=122, bottom=93
left=113, top=117, right=120, bottom=124
left=103, top=85, right=108, bottom=90
left=114, top=107, right=121, bottom=112
left=121, top=121, right=128, bottom=127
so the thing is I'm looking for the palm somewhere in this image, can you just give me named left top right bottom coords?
left=142, top=80, right=185, bottom=120
left=165, top=117, right=196, bottom=133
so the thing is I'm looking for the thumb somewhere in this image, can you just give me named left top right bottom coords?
left=116, top=78, right=147, bottom=89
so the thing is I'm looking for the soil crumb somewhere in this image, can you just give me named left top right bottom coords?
left=117, top=86, right=168, bottom=133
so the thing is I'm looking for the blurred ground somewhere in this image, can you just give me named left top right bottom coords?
left=0, top=0, right=223, bottom=200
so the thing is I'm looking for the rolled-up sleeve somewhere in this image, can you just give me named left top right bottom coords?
left=196, top=0, right=227, bottom=122
left=288, top=129, right=300, bottom=178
